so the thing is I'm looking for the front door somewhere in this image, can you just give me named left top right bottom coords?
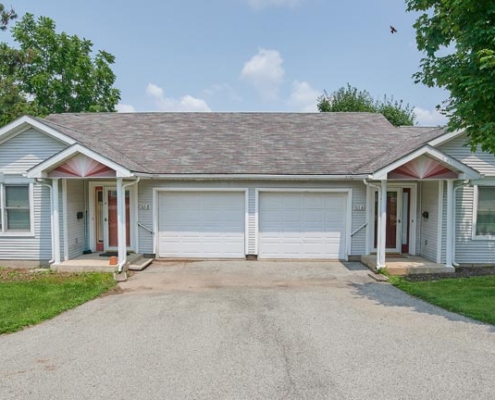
left=104, top=188, right=131, bottom=250
left=373, top=188, right=402, bottom=253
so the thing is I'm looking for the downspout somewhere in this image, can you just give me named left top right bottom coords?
left=363, top=179, right=383, bottom=268
left=452, top=180, right=471, bottom=268
left=36, top=180, right=55, bottom=265
left=117, top=177, right=140, bottom=273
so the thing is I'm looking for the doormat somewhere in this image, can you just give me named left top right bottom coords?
left=99, top=251, right=131, bottom=257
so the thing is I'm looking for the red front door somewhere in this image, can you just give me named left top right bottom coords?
left=107, top=189, right=131, bottom=248
left=374, top=190, right=400, bottom=250
left=385, top=191, right=398, bottom=249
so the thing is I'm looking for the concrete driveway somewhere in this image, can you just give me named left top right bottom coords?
left=1, top=261, right=494, bottom=400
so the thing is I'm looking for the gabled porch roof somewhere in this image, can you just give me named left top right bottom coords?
left=370, top=145, right=482, bottom=181
left=26, top=144, right=134, bottom=179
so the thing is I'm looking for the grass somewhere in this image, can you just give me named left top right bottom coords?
left=0, top=268, right=116, bottom=334
left=390, top=275, right=495, bottom=325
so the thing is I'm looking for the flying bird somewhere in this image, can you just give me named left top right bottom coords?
left=390, top=25, right=397, bottom=34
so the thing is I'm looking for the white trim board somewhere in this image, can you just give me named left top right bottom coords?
left=0, top=116, right=76, bottom=147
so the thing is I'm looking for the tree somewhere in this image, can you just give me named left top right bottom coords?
left=0, top=3, right=16, bottom=31
left=0, top=13, right=120, bottom=125
left=406, top=1, right=495, bottom=153
left=0, top=43, right=39, bottom=126
left=317, top=84, right=415, bottom=126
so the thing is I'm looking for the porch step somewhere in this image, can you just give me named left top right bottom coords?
left=127, top=256, right=154, bottom=271
left=361, top=255, right=455, bottom=276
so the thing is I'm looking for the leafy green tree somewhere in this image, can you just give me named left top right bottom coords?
left=0, top=13, right=120, bottom=125
left=0, top=43, right=39, bottom=126
left=406, top=0, right=495, bottom=153
left=0, top=3, right=16, bottom=31
left=317, top=84, right=415, bottom=126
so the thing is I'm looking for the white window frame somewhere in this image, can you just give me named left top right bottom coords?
left=472, top=185, right=495, bottom=240
left=0, top=183, right=34, bottom=236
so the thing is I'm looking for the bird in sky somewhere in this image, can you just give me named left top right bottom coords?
left=390, top=25, right=397, bottom=34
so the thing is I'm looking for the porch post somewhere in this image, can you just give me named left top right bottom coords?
left=52, top=178, right=61, bottom=264
left=445, top=179, right=454, bottom=267
left=377, top=179, right=387, bottom=269
left=116, top=177, right=126, bottom=266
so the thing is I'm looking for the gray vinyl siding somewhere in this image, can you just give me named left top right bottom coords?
left=453, top=186, right=495, bottom=264
left=137, top=179, right=367, bottom=257
left=0, top=127, right=69, bottom=262
left=439, top=134, right=495, bottom=177
left=0, top=185, right=52, bottom=262
left=0, top=128, right=67, bottom=174
left=419, top=181, right=439, bottom=262
left=66, top=180, right=86, bottom=259
left=437, top=135, right=495, bottom=264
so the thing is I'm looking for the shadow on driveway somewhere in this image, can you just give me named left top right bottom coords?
left=350, top=281, right=495, bottom=332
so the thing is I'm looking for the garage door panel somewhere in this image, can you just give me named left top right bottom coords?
left=158, top=191, right=245, bottom=258
left=259, top=192, right=347, bottom=259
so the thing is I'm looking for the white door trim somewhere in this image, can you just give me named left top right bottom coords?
left=371, top=187, right=402, bottom=253
left=88, top=181, right=136, bottom=252
left=152, top=188, right=249, bottom=257
left=255, top=188, right=353, bottom=260
left=368, top=183, right=417, bottom=255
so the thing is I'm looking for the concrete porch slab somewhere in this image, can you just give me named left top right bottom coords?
left=51, top=252, right=146, bottom=273
left=361, top=254, right=455, bottom=276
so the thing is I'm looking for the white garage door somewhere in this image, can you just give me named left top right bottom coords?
left=158, top=191, right=245, bottom=258
left=259, top=192, right=348, bottom=259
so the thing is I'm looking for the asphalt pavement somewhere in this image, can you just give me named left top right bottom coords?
left=0, top=261, right=494, bottom=400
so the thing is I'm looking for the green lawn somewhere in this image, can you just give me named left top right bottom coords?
left=390, top=275, right=495, bottom=325
left=0, top=269, right=116, bottom=334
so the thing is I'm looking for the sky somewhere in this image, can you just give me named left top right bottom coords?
left=4, top=0, right=448, bottom=126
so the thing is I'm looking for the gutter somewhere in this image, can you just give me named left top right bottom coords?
left=117, top=177, right=140, bottom=274
left=132, top=173, right=370, bottom=181
left=35, top=180, right=55, bottom=265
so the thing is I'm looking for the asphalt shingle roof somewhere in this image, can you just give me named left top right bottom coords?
left=41, top=112, right=447, bottom=175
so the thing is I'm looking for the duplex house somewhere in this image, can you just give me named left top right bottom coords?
left=0, top=112, right=493, bottom=272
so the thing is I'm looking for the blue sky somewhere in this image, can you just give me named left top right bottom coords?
left=6, top=0, right=448, bottom=125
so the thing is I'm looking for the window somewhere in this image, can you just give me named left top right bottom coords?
left=1, top=185, right=32, bottom=233
left=475, top=186, right=495, bottom=237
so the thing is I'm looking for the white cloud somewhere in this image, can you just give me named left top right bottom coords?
left=414, top=107, right=448, bottom=126
left=116, top=103, right=136, bottom=113
left=288, top=80, right=320, bottom=112
left=241, top=48, right=285, bottom=101
left=247, top=0, right=300, bottom=9
left=146, top=83, right=211, bottom=112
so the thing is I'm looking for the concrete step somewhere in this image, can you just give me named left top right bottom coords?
left=127, top=256, right=154, bottom=271
left=361, top=255, right=455, bottom=276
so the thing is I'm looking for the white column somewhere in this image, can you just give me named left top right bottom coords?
left=62, top=179, right=69, bottom=261
left=377, top=180, right=387, bottom=269
left=445, top=179, right=454, bottom=267
left=52, top=178, right=61, bottom=264
left=116, top=178, right=126, bottom=266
